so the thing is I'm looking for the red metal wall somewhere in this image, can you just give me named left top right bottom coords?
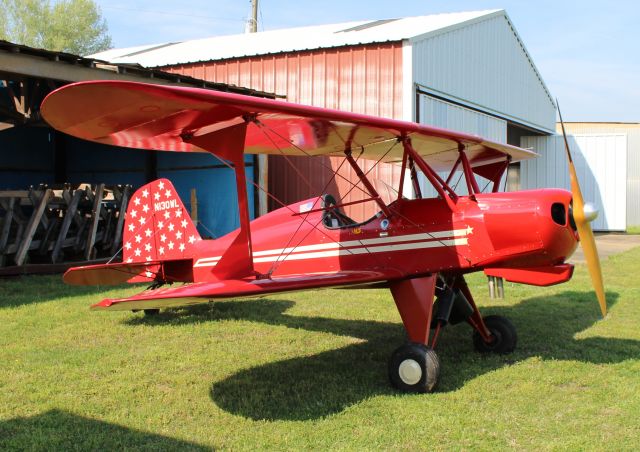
left=164, top=42, right=404, bottom=221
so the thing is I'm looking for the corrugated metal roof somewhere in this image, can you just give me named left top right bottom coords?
left=90, top=10, right=501, bottom=67
left=0, top=39, right=277, bottom=98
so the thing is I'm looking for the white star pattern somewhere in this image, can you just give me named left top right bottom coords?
left=145, top=271, right=153, bottom=278
left=126, top=258, right=133, bottom=263
left=124, top=180, right=199, bottom=263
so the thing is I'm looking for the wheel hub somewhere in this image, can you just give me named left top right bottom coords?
left=398, top=359, right=422, bottom=385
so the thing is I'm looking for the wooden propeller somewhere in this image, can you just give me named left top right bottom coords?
left=557, top=101, right=607, bottom=317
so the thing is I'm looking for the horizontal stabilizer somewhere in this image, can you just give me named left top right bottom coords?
left=64, top=259, right=192, bottom=286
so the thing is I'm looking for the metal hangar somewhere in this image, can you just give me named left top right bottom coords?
left=92, top=9, right=556, bottom=220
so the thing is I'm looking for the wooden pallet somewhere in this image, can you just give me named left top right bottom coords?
left=0, top=184, right=131, bottom=267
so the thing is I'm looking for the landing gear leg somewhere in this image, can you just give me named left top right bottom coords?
left=454, top=277, right=517, bottom=354
left=388, top=275, right=441, bottom=393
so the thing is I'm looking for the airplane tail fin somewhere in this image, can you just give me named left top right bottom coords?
left=123, top=178, right=201, bottom=264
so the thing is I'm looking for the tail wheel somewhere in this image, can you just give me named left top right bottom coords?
left=473, top=315, right=517, bottom=354
left=388, top=343, right=440, bottom=393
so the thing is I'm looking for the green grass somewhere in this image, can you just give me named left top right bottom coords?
left=627, top=225, right=640, bottom=235
left=2, top=247, right=640, bottom=450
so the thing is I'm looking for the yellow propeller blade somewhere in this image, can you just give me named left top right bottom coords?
left=558, top=102, right=607, bottom=317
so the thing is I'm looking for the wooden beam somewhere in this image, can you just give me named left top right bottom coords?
left=51, top=189, right=82, bottom=263
left=0, top=198, right=16, bottom=265
left=0, top=52, right=186, bottom=85
left=14, top=188, right=52, bottom=266
left=84, top=184, right=104, bottom=260
left=110, top=186, right=129, bottom=256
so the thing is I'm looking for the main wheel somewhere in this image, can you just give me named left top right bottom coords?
left=388, top=343, right=440, bottom=393
left=473, top=315, right=517, bottom=354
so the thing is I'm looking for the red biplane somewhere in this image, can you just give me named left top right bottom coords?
left=41, top=81, right=605, bottom=393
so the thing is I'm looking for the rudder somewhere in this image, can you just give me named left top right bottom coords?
left=123, top=178, right=201, bottom=264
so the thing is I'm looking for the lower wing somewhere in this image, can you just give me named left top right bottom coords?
left=91, top=270, right=398, bottom=310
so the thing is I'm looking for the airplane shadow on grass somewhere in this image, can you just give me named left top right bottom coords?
left=0, top=409, right=208, bottom=450
left=127, top=290, right=638, bottom=421
left=0, top=274, right=130, bottom=309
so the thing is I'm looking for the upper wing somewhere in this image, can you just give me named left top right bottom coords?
left=41, top=81, right=536, bottom=172
left=91, top=270, right=395, bottom=311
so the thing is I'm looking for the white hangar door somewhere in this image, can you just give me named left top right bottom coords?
left=415, top=94, right=508, bottom=197
left=520, top=134, right=627, bottom=231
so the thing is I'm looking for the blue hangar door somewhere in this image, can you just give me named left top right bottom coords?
left=157, top=151, right=256, bottom=239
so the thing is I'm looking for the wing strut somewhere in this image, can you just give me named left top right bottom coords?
left=343, top=148, right=392, bottom=217
left=402, top=137, right=458, bottom=210
left=185, top=121, right=256, bottom=280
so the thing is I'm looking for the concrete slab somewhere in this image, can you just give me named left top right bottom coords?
left=569, top=233, right=640, bottom=264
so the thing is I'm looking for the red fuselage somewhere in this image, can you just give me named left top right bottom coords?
left=190, top=188, right=577, bottom=283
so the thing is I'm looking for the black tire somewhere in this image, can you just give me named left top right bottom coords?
left=473, top=315, right=517, bottom=354
left=143, top=309, right=160, bottom=316
left=388, top=343, right=440, bottom=393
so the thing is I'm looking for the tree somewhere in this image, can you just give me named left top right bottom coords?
left=0, top=0, right=111, bottom=55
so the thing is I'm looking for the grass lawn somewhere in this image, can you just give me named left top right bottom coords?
left=627, top=225, right=640, bottom=235
left=1, top=247, right=640, bottom=450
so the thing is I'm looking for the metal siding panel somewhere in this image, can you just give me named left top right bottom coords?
left=312, top=53, right=326, bottom=107
left=324, top=50, right=339, bottom=109
left=416, top=93, right=507, bottom=197
left=0, top=127, right=55, bottom=189
left=412, top=15, right=555, bottom=132
left=418, top=94, right=506, bottom=142
left=521, top=134, right=627, bottom=231
left=560, top=123, right=640, bottom=227
left=165, top=43, right=404, bottom=220
left=250, top=59, right=264, bottom=92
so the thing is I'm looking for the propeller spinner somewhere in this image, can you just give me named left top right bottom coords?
left=558, top=102, right=607, bottom=316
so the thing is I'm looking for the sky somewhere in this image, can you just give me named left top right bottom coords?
left=95, top=0, right=639, bottom=122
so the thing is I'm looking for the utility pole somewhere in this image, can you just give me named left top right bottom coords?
left=248, top=0, right=268, bottom=216
left=250, top=0, right=258, bottom=33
